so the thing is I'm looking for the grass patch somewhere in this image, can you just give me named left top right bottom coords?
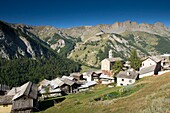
left=94, top=84, right=145, bottom=101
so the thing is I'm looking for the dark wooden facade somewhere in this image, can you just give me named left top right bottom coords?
left=11, top=96, right=38, bottom=113
left=154, top=61, right=162, bottom=75
left=11, top=82, right=38, bottom=113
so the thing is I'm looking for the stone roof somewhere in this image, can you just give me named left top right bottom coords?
left=70, top=73, right=82, bottom=77
left=62, top=76, right=74, bottom=81
left=51, top=78, right=64, bottom=87
left=60, top=78, right=75, bottom=86
left=117, top=70, right=138, bottom=79
left=100, top=74, right=114, bottom=79
left=39, top=79, right=51, bottom=86
left=50, top=79, right=59, bottom=89
left=7, top=87, right=21, bottom=96
left=0, top=95, right=13, bottom=105
left=12, top=81, right=38, bottom=101
left=139, top=65, right=156, bottom=75
left=79, top=81, right=97, bottom=89
left=148, top=56, right=161, bottom=63
left=40, top=88, right=61, bottom=94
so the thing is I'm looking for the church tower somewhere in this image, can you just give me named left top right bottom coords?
left=109, top=49, right=113, bottom=58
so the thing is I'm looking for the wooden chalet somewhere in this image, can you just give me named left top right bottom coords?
left=70, top=73, right=84, bottom=81
left=60, top=78, right=79, bottom=94
left=11, top=81, right=38, bottom=113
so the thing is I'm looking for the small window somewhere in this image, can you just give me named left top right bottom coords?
left=122, top=79, right=124, bottom=81
left=129, top=80, right=132, bottom=83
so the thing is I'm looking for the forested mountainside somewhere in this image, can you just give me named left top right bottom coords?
left=0, top=57, right=81, bottom=87
left=0, top=21, right=81, bottom=87
left=1, top=20, right=170, bottom=87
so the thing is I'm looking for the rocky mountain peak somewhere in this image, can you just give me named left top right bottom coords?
left=154, top=22, right=165, bottom=27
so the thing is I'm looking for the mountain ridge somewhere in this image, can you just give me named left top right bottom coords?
left=1, top=20, right=170, bottom=67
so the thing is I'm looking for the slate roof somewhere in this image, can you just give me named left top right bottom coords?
left=40, top=88, right=61, bottom=94
left=79, top=81, right=97, bottom=89
left=50, top=79, right=59, bottom=89
left=12, top=81, right=38, bottom=101
left=0, top=95, right=13, bottom=105
left=62, top=76, right=74, bottom=81
left=100, top=74, right=114, bottom=79
left=117, top=70, right=138, bottom=79
left=148, top=56, right=161, bottom=63
left=7, top=87, right=21, bottom=96
left=70, top=73, right=82, bottom=77
left=139, top=65, right=156, bottom=75
left=39, top=79, right=51, bottom=86
left=51, top=78, right=64, bottom=87
left=60, top=78, right=75, bottom=86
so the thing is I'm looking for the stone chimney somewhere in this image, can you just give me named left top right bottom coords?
left=109, top=49, right=113, bottom=58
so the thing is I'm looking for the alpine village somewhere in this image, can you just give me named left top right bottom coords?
left=0, top=20, right=170, bottom=113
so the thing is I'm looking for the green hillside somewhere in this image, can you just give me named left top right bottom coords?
left=40, top=72, right=170, bottom=113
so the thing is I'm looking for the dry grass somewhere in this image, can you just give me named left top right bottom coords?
left=40, top=72, right=170, bottom=113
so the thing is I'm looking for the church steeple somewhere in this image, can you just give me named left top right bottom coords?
left=109, top=49, right=113, bottom=58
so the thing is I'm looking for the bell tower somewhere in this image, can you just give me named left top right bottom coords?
left=109, top=49, right=113, bottom=58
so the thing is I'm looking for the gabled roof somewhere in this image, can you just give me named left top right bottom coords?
left=52, top=78, right=65, bottom=87
left=39, top=79, right=51, bottom=86
left=161, top=54, right=170, bottom=57
left=145, top=56, right=162, bottom=63
left=70, top=73, right=82, bottom=77
left=150, top=56, right=161, bottom=63
left=100, top=74, right=114, bottom=79
left=50, top=79, right=59, bottom=89
left=117, top=70, right=138, bottom=79
left=12, top=81, right=38, bottom=101
left=139, top=65, right=156, bottom=75
left=79, top=81, right=97, bottom=89
left=7, top=87, right=21, bottom=96
left=60, top=78, right=75, bottom=86
left=40, top=88, right=61, bottom=94
left=62, top=76, right=74, bottom=81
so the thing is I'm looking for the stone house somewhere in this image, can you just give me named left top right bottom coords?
left=101, top=57, right=123, bottom=72
left=139, top=56, right=162, bottom=78
left=116, top=70, right=138, bottom=86
left=83, top=70, right=102, bottom=82
left=70, top=73, right=84, bottom=81
left=99, top=74, right=114, bottom=84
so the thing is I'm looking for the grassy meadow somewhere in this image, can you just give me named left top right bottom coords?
left=39, top=72, right=170, bottom=113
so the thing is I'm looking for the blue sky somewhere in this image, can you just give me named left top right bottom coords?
left=0, top=0, right=170, bottom=28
